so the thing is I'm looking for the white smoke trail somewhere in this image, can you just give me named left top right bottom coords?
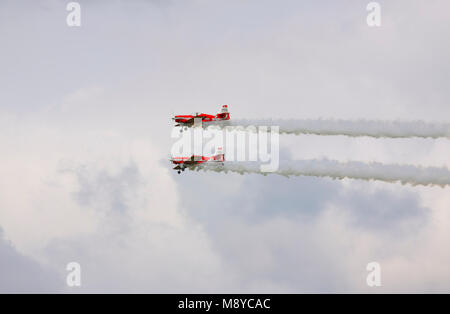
left=198, top=160, right=450, bottom=187
left=226, top=119, right=450, bottom=139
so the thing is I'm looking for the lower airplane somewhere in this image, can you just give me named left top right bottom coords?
left=170, top=147, right=225, bottom=174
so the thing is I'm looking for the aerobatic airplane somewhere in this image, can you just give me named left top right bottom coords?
left=173, top=105, right=230, bottom=130
left=170, top=147, right=225, bottom=174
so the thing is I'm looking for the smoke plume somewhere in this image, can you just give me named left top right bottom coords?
left=199, top=159, right=450, bottom=187
left=227, top=119, right=450, bottom=139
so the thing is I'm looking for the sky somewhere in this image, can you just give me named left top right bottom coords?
left=0, top=0, right=450, bottom=293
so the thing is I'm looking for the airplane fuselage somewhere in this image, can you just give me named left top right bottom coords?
left=170, top=153, right=225, bottom=174
left=173, top=105, right=230, bottom=128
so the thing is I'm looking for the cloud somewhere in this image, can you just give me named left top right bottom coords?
left=174, top=171, right=447, bottom=293
left=0, top=0, right=449, bottom=293
left=0, top=229, right=63, bottom=293
left=0, top=91, right=228, bottom=292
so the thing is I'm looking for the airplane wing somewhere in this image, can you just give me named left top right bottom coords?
left=188, top=155, right=203, bottom=162
left=175, top=115, right=208, bottom=127
left=177, top=118, right=195, bottom=127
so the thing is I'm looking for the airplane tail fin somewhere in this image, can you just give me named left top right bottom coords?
left=216, top=105, right=230, bottom=120
left=213, top=146, right=225, bottom=162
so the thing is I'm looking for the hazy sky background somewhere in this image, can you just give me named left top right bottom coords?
left=1, top=0, right=450, bottom=293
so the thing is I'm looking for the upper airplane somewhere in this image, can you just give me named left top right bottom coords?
left=173, top=105, right=230, bottom=130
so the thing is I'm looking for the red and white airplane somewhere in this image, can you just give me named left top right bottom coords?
left=170, top=147, right=225, bottom=174
left=173, top=105, right=230, bottom=130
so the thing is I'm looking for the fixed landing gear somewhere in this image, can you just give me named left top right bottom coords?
left=178, top=171, right=181, bottom=174
left=179, top=127, right=189, bottom=133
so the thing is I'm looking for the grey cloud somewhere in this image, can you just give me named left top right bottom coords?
left=175, top=171, right=433, bottom=292
left=71, top=162, right=141, bottom=214
left=0, top=229, right=63, bottom=293
left=335, top=186, right=429, bottom=234
left=175, top=171, right=339, bottom=224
